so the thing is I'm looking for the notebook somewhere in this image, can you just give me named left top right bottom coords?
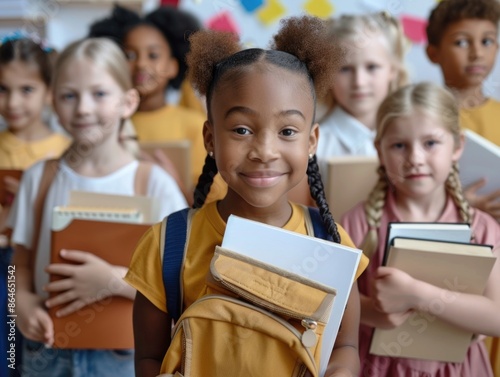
left=0, top=169, right=23, bottom=205
left=139, top=140, right=192, bottom=190
left=49, top=204, right=151, bottom=349
left=370, top=237, right=495, bottom=362
left=222, top=215, right=362, bottom=377
left=459, top=129, right=500, bottom=195
left=325, top=156, right=378, bottom=220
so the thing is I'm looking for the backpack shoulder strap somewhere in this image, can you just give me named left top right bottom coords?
left=32, top=159, right=59, bottom=270
left=306, top=206, right=333, bottom=242
left=162, top=207, right=191, bottom=323
left=134, top=161, right=153, bottom=196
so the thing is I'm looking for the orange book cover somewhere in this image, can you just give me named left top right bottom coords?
left=50, top=218, right=150, bottom=349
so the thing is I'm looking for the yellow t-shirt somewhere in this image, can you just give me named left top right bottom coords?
left=125, top=201, right=369, bottom=313
left=0, top=130, right=71, bottom=169
left=460, top=98, right=500, bottom=146
left=132, top=105, right=207, bottom=187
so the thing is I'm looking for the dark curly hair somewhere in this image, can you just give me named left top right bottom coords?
left=89, top=4, right=201, bottom=89
left=0, top=38, right=55, bottom=86
left=427, top=0, right=500, bottom=46
left=188, top=16, right=342, bottom=243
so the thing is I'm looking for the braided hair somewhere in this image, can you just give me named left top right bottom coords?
left=188, top=16, right=342, bottom=242
left=360, top=82, right=472, bottom=258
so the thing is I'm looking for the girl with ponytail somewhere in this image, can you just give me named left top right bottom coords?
left=342, top=82, right=500, bottom=377
left=126, top=15, right=369, bottom=377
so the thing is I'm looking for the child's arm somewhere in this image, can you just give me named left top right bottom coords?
left=372, top=249, right=500, bottom=337
left=13, top=245, right=54, bottom=345
left=133, top=292, right=171, bottom=377
left=44, top=249, right=136, bottom=317
left=323, top=282, right=360, bottom=377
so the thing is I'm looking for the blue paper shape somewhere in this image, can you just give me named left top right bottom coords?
left=240, top=0, right=264, bottom=13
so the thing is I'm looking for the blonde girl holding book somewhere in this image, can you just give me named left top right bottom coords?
left=341, top=82, right=500, bottom=377
left=8, top=38, right=186, bottom=377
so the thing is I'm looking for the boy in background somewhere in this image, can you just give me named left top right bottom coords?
left=426, top=0, right=500, bottom=145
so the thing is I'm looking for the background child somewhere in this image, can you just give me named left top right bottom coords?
left=426, top=0, right=500, bottom=225
left=8, top=38, right=186, bottom=377
left=341, top=82, right=500, bottom=377
left=0, top=37, right=71, bottom=230
left=125, top=16, right=369, bottom=377
left=90, top=5, right=225, bottom=204
left=316, top=12, right=408, bottom=161
left=0, top=37, right=70, bottom=376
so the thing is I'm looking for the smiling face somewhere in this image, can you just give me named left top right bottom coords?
left=332, top=32, right=396, bottom=125
left=123, top=24, right=178, bottom=101
left=205, top=64, right=318, bottom=211
left=0, top=61, right=50, bottom=134
left=377, top=108, right=463, bottom=201
left=53, top=58, right=137, bottom=146
left=427, top=19, right=498, bottom=89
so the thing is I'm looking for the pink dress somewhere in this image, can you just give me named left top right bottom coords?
left=341, top=192, right=500, bottom=377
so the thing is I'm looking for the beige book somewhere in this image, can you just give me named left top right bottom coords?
left=370, top=237, right=495, bottom=362
left=139, top=140, right=192, bottom=191
left=326, top=156, right=378, bottom=220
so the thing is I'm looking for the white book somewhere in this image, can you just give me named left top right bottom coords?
left=383, top=222, right=472, bottom=265
left=222, top=215, right=362, bottom=377
left=459, top=129, right=500, bottom=195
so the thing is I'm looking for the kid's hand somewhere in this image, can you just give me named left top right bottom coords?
left=372, top=266, right=418, bottom=313
left=16, top=291, right=54, bottom=345
left=376, top=309, right=413, bottom=329
left=464, top=178, right=500, bottom=222
left=44, top=250, right=115, bottom=317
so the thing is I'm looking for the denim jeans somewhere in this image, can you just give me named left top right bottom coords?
left=18, top=339, right=134, bottom=377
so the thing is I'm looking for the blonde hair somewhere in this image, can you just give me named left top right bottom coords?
left=53, top=38, right=138, bottom=155
left=321, top=12, right=409, bottom=113
left=361, top=82, right=471, bottom=258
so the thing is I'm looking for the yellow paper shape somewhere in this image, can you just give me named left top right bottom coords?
left=257, top=0, right=286, bottom=26
left=303, top=0, right=334, bottom=19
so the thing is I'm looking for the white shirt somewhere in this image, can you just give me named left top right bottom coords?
left=9, top=159, right=187, bottom=296
left=316, top=107, right=377, bottom=177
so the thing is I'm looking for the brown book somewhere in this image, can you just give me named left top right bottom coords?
left=369, top=237, right=495, bottom=362
left=0, top=169, right=23, bottom=205
left=139, top=140, right=192, bottom=190
left=49, top=211, right=150, bottom=349
left=325, top=156, right=378, bottom=220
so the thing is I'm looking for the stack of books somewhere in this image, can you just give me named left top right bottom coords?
left=369, top=222, right=495, bottom=362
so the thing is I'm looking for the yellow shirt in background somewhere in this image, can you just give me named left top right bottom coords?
left=132, top=105, right=207, bottom=187
left=125, top=201, right=369, bottom=313
left=460, top=98, right=500, bottom=146
left=0, top=130, right=71, bottom=169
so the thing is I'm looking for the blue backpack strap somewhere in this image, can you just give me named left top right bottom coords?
left=162, top=208, right=190, bottom=323
left=307, top=207, right=333, bottom=242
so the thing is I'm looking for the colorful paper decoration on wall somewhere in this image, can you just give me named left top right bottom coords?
left=303, top=0, right=334, bottom=19
left=401, top=15, right=428, bottom=44
left=160, top=0, right=180, bottom=6
left=257, top=0, right=286, bottom=25
left=206, top=10, right=240, bottom=35
left=240, top=0, right=264, bottom=13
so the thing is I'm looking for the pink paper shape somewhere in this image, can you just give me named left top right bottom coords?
left=206, top=11, right=240, bottom=35
left=401, top=15, right=428, bottom=44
